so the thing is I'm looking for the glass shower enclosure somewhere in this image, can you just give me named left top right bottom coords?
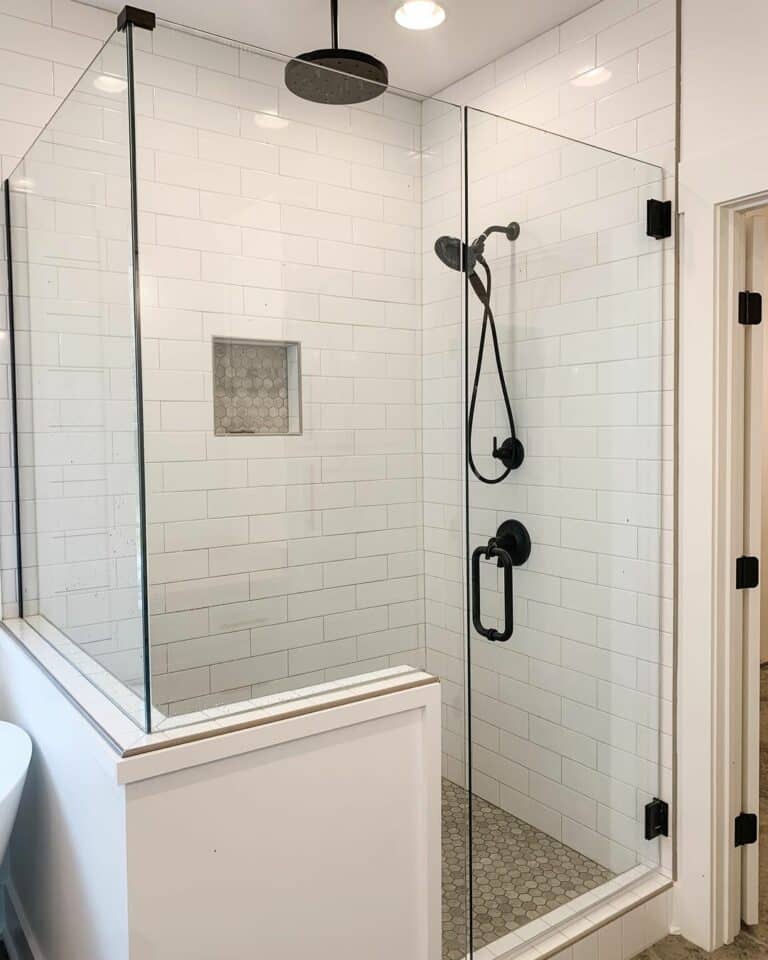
left=3, top=9, right=668, bottom=959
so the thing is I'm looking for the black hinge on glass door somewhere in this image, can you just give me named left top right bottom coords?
left=735, top=812, right=758, bottom=847
left=736, top=556, right=759, bottom=589
left=738, top=290, right=762, bottom=326
left=646, top=199, right=672, bottom=239
left=644, top=798, right=669, bottom=840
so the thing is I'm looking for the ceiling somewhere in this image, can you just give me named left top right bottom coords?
left=90, top=0, right=600, bottom=95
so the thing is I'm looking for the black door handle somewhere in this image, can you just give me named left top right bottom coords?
left=471, top=520, right=530, bottom=643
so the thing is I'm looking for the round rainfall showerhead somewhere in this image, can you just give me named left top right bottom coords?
left=434, top=236, right=478, bottom=274
left=285, top=0, right=389, bottom=105
left=285, top=50, right=388, bottom=105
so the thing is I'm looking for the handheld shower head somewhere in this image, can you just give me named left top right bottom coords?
left=434, top=236, right=478, bottom=274
left=433, top=222, right=520, bottom=274
left=433, top=219, right=525, bottom=483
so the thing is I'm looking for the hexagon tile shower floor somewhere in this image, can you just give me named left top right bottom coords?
left=441, top=780, right=614, bottom=959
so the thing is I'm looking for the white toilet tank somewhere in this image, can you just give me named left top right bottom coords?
left=0, top=722, right=32, bottom=863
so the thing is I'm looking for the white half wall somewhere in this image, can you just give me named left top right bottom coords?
left=121, top=683, right=441, bottom=960
left=0, top=630, right=441, bottom=960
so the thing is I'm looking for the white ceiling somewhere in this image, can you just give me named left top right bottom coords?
left=94, top=0, right=600, bottom=95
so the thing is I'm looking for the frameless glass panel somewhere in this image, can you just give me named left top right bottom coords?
left=422, top=98, right=470, bottom=960
left=130, top=23, right=471, bottom=953
left=7, top=31, right=149, bottom=728
left=464, top=106, right=665, bottom=953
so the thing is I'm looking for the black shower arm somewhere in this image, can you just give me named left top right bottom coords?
left=472, top=222, right=520, bottom=255
left=331, top=0, right=339, bottom=48
left=477, top=225, right=510, bottom=242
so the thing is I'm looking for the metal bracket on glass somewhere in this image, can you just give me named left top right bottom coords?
left=117, top=6, right=156, bottom=31
left=471, top=520, right=531, bottom=643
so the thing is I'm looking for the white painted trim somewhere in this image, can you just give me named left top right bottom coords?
left=712, top=201, right=747, bottom=946
left=741, top=215, right=767, bottom=924
left=116, top=682, right=439, bottom=782
left=0, top=617, right=435, bottom=761
left=704, top=192, right=768, bottom=946
left=675, top=124, right=768, bottom=944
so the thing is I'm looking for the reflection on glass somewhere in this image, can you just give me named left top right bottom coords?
left=8, top=30, right=148, bottom=728
left=464, top=107, right=665, bottom=953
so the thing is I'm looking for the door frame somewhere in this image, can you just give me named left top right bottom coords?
left=712, top=192, right=768, bottom=943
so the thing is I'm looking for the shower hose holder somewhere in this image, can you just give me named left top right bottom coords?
left=492, top=435, right=525, bottom=470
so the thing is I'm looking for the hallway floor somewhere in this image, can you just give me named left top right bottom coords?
left=634, top=666, right=768, bottom=960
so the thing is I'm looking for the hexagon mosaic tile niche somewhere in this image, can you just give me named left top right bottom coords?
left=213, top=338, right=301, bottom=436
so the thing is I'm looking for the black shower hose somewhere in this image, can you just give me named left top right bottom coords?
left=467, top=256, right=520, bottom=485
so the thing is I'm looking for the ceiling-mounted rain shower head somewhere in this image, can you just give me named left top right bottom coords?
left=285, top=0, right=389, bottom=105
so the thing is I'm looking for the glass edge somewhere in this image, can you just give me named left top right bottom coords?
left=6, top=26, right=124, bottom=187
left=466, top=103, right=665, bottom=172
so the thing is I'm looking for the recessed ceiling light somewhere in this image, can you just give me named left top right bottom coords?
left=395, top=1, right=446, bottom=31
left=571, top=66, right=612, bottom=88
left=94, top=74, right=128, bottom=94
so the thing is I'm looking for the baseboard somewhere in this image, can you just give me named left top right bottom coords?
left=2, top=886, right=38, bottom=960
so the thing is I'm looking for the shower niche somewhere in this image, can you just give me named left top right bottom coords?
left=212, top=338, right=302, bottom=437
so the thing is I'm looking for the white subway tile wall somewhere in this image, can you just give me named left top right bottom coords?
left=0, top=0, right=674, bottom=895
left=431, top=0, right=675, bottom=877
left=0, top=3, right=117, bottom=619
left=128, top=26, right=439, bottom=716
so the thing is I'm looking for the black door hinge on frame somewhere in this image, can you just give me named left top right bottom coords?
left=646, top=199, right=672, bottom=239
left=736, top=555, right=759, bottom=589
left=644, top=798, right=669, bottom=840
left=739, top=290, right=762, bottom=326
left=735, top=812, right=758, bottom=847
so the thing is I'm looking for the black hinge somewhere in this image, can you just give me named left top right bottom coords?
left=644, top=798, right=669, bottom=840
left=117, top=6, right=156, bottom=31
left=735, top=812, right=758, bottom=847
left=646, top=199, right=672, bottom=239
left=736, top=555, right=759, bottom=589
left=739, top=291, right=762, bottom=326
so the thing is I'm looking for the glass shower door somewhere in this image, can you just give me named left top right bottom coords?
left=464, top=107, right=668, bottom=954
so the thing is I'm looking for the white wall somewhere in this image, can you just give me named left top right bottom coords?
left=0, top=627, right=129, bottom=960
left=431, top=0, right=676, bottom=876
